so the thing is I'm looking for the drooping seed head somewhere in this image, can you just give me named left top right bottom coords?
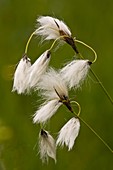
left=39, top=129, right=56, bottom=163
left=12, top=54, right=31, bottom=94
left=56, top=117, right=80, bottom=151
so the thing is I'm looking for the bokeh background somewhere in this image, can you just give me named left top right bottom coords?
left=0, top=0, right=113, bottom=169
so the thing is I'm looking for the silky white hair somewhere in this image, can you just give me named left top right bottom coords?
left=56, top=117, right=80, bottom=151
left=36, top=68, right=68, bottom=100
left=39, top=129, right=56, bottom=163
left=60, top=59, right=91, bottom=89
left=35, top=16, right=71, bottom=40
left=27, top=50, right=51, bottom=90
left=12, top=56, right=31, bottom=94
left=33, top=99, right=62, bottom=124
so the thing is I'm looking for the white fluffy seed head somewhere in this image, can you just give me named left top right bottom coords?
left=60, top=59, right=91, bottom=89
left=35, top=16, right=72, bottom=40
left=56, top=117, right=80, bottom=151
left=33, top=99, right=62, bottom=124
left=27, top=50, right=51, bottom=90
left=12, top=56, right=31, bottom=94
left=36, top=68, right=68, bottom=100
left=39, top=129, right=56, bottom=163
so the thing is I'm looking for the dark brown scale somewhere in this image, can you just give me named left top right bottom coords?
left=54, top=88, right=73, bottom=113
left=22, top=53, right=30, bottom=63
left=47, top=50, right=51, bottom=58
left=54, top=20, right=79, bottom=54
left=62, top=98, right=74, bottom=113
left=65, top=37, right=79, bottom=54
left=87, top=61, right=92, bottom=65
left=41, top=129, right=48, bottom=138
left=22, top=53, right=28, bottom=60
left=54, top=20, right=60, bottom=28
left=41, top=51, right=51, bottom=65
left=59, top=30, right=79, bottom=54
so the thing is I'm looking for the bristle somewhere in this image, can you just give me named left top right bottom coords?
left=12, top=56, right=31, bottom=94
left=35, top=16, right=72, bottom=40
left=36, top=68, right=68, bottom=100
left=33, top=99, right=62, bottom=123
left=27, top=50, right=51, bottom=89
left=39, top=129, right=56, bottom=163
left=56, top=117, right=80, bottom=150
left=60, top=59, right=90, bottom=89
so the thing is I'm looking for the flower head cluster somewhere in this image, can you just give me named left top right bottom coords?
left=33, top=68, right=73, bottom=124
left=35, top=16, right=79, bottom=53
left=12, top=50, right=51, bottom=94
left=12, top=15, right=94, bottom=163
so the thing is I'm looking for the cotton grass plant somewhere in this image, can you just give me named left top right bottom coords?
left=12, top=15, right=113, bottom=163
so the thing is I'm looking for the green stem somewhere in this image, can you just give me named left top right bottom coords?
left=68, top=99, right=113, bottom=153
left=75, top=39, right=97, bottom=63
left=90, top=68, right=113, bottom=105
left=70, top=101, right=81, bottom=116
left=49, top=35, right=67, bottom=51
left=74, top=112, right=113, bottom=153
left=25, top=31, right=36, bottom=54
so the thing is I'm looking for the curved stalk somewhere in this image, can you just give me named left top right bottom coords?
left=49, top=35, right=67, bottom=51
left=75, top=39, right=97, bottom=64
left=70, top=101, right=81, bottom=116
left=74, top=39, right=113, bottom=106
left=25, top=31, right=36, bottom=54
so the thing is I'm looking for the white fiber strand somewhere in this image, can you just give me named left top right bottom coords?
left=37, top=68, right=68, bottom=100
left=12, top=57, right=31, bottom=94
left=56, top=117, right=80, bottom=150
left=35, top=16, right=71, bottom=40
left=33, top=99, right=62, bottom=123
left=28, top=50, right=51, bottom=89
left=39, top=129, right=56, bottom=163
left=60, top=60, right=90, bottom=89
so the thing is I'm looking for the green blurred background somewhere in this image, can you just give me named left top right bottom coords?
left=0, top=0, right=113, bottom=169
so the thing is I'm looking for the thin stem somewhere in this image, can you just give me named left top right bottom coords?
left=25, top=31, right=36, bottom=54
left=70, top=101, right=81, bottom=116
left=49, top=35, right=67, bottom=51
left=74, top=112, right=113, bottom=153
left=90, top=69, right=113, bottom=105
left=75, top=39, right=97, bottom=63
left=66, top=99, right=113, bottom=152
left=49, top=37, right=60, bottom=51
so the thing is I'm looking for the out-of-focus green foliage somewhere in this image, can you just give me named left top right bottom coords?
left=0, top=0, right=113, bottom=169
